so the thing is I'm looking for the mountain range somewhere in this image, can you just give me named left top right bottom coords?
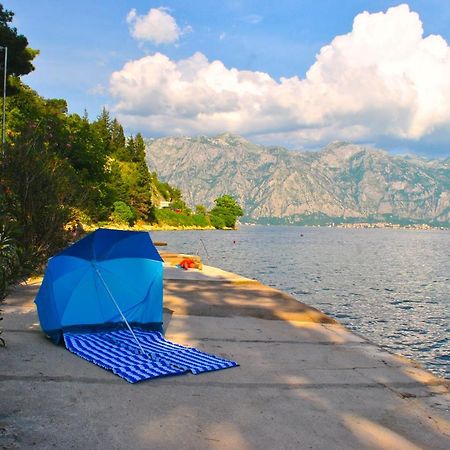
left=145, top=133, right=450, bottom=226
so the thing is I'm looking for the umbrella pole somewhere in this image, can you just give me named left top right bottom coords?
left=93, top=266, right=149, bottom=358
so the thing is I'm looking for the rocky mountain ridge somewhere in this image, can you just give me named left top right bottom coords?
left=145, top=133, right=450, bottom=225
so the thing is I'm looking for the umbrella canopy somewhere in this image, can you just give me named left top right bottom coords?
left=35, top=228, right=164, bottom=344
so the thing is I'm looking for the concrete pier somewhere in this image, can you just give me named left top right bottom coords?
left=0, top=261, right=449, bottom=449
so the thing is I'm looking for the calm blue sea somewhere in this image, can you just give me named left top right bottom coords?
left=153, top=225, right=450, bottom=379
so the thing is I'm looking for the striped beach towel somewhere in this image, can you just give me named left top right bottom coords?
left=64, top=329, right=238, bottom=383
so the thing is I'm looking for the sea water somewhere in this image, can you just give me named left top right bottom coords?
left=153, top=225, right=450, bottom=379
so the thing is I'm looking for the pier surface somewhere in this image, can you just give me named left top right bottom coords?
left=1, top=259, right=449, bottom=449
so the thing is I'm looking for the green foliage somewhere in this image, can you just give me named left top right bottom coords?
left=0, top=219, right=20, bottom=301
left=210, top=214, right=226, bottom=229
left=170, top=198, right=191, bottom=214
left=111, top=201, right=135, bottom=226
left=154, top=209, right=210, bottom=228
left=3, top=96, right=78, bottom=259
left=209, top=195, right=244, bottom=228
left=0, top=5, right=39, bottom=93
left=190, top=214, right=210, bottom=228
left=91, top=107, right=113, bottom=156
left=195, top=204, right=207, bottom=215
left=213, top=194, right=244, bottom=214
left=151, top=175, right=171, bottom=201
left=109, top=146, right=154, bottom=221
left=132, top=133, right=146, bottom=162
left=110, top=119, right=125, bottom=153
left=64, top=113, right=112, bottom=221
left=148, top=173, right=194, bottom=215
left=3, top=83, right=100, bottom=261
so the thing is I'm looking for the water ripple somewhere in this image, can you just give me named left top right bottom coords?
left=154, top=226, right=450, bottom=379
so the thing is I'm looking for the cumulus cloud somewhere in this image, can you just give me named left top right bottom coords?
left=126, top=7, right=182, bottom=44
left=113, top=4, right=450, bottom=150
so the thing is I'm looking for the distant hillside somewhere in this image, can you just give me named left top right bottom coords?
left=145, top=133, right=450, bottom=226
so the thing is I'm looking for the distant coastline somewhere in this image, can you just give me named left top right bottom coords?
left=241, top=221, right=448, bottom=231
left=82, top=220, right=449, bottom=233
left=98, top=221, right=448, bottom=232
left=83, top=222, right=215, bottom=233
left=332, top=222, right=448, bottom=230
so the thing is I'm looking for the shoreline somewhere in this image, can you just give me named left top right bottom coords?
left=83, top=223, right=216, bottom=232
left=82, top=221, right=449, bottom=233
left=243, top=222, right=449, bottom=231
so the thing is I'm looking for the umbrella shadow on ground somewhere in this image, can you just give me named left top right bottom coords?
left=162, top=307, right=174, bottom=332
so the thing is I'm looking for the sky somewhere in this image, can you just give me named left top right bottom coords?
left=5, top=1, right=450, bottom=157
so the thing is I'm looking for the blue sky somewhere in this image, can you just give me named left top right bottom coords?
left=5, top=1, right=450, bottom=156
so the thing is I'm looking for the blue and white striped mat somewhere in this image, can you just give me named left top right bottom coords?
left=64, top=328, right=238, bottom=383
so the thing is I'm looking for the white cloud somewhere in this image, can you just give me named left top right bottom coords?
left=113, top=4, right=450, bottom=149
left=88, top=83, right=107, bottom=96
left=244, top=14, right=263, bottom=25
left=126, top=7, right=182, bottom=44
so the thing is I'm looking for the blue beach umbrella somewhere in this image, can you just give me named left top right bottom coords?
left=35, top=228, right=164, bottom=345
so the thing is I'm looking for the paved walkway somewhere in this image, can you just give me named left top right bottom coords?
left=0, top=263, right=449, bottom=449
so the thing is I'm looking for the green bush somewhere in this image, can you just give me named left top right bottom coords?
left=210, top=214, right=226, bottom=229
left=0, top=220, right=21, bottom=302
left=111, top=201, right=135, bottom=226
left=154, top=209, right=210, bottom=227
left=191, top=214, right=210, bottom=227
left=209, top=195, right=244, bottom=228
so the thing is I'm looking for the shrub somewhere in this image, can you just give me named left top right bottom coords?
left=209, top=195, right=244, bottom=228
left=0, top=220, right=21, bottom=302
left=154, top=209, right=210, bottom=228
left=210, top=214, right=226, bottom=229
left=111, top=201, right=135, bottom=226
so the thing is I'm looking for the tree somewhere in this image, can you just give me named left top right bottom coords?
left=125, top=136, right=135, bottom=162
left=64, top=113, right=112, bottom=220
left=106, top=135, right=155, bottom=221
left=210, top=214, right=225, bottom=229
left=111, top=201, right=135, bottom=226
left=195, top=204, right=207, bottom=216
left=2, top=124, right=78, bottom=260
left=91, top=107, right=113, bottom=155
left=0, top=5, right=39, bottom=92
left=133, top=133, right=146, bottom=162
left=110, top=118, right=125, bottom=154
left=209, top=195, right=243, bottom=229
